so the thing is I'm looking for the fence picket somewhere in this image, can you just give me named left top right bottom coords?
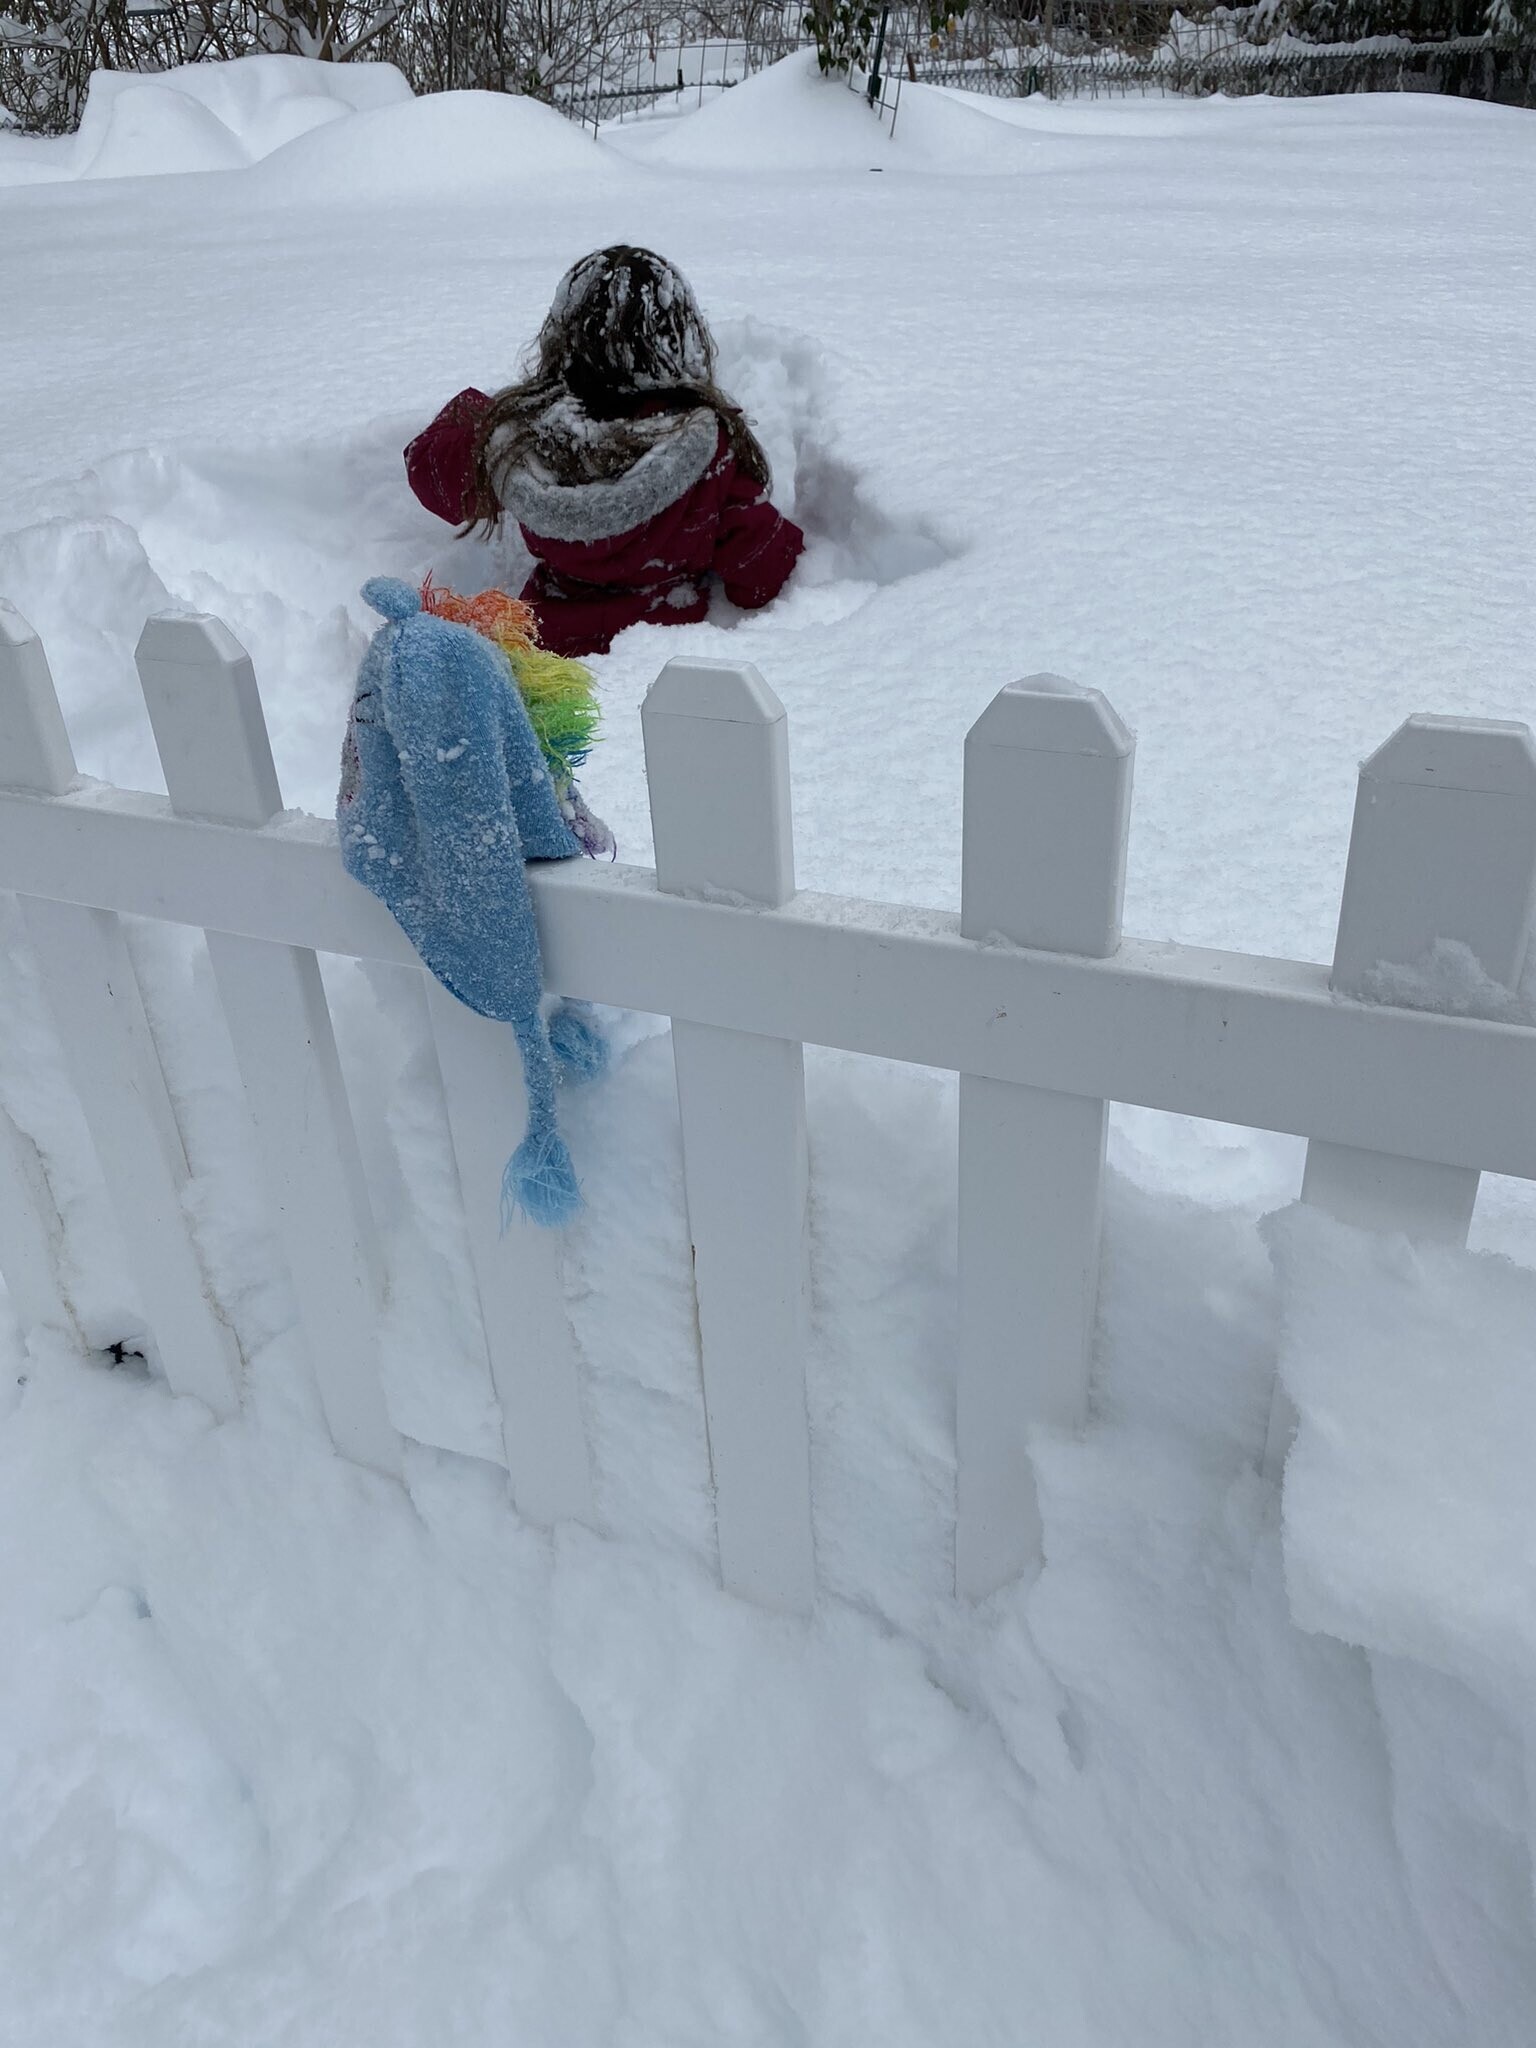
left=425, top=981, right=595, bottom=1528
left=1303, top=716, right=1536, bottom=1240
left=0, top=608, right=77, bottom=1347
left=955, top=679, right=1134, bottom=1599
left=134, top=614, right=399, bottom=1474
left=0, top=602, right=242, bottom=1413
left=1263, top=715, right=1536, bottom=1479
left=643, top=657, right=815, bottom=1613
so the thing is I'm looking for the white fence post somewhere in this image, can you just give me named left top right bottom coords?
left=424, top=981, right=596, bottom=1529
left=0, top=1101, right=79, bottom=1345
left=955, top=677, right=1134, bottom=1600
left=136, top=613, right=399, bottom=1477
left=0, top=602, right=241, bottom=1415
left=643, top=657, right=815, bottom=1614
left=1264, top=714, right=1536, bottom=1478
left=0, top=639, right=78, bottom=1352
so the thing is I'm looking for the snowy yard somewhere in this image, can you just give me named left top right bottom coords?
left=2, top=51, right=1535, bottom=2045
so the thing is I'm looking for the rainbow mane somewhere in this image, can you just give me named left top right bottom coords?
left=420, top=577, right=599, bottom=793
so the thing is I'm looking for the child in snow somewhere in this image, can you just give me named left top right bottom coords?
left=405, top=245, right=804, bottom=659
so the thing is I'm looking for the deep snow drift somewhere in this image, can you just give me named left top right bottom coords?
left=0, top=53, right=413, bottom=182
left=2, top=53, right=1535, bottom=2047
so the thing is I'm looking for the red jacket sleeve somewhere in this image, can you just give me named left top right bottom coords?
left=713, top=459, right=804, bottom=610
left=405, top=388, right=494, bottom=527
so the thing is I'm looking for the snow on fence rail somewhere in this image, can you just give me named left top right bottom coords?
left=2, top=598, right=1536, bottom=1610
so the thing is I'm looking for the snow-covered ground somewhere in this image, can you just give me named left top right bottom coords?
left=2, top=52, right=1535, bottom=2045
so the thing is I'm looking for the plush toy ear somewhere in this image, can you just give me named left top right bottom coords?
left=362, top=577, right=422, bottom=623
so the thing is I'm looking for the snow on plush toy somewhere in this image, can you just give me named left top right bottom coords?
left=338, top=576, right=608, bottom=1228
left=418, top=577, right=614, bottom=859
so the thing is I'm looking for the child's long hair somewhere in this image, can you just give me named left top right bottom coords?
left=469, top=246, right=771, bottom=530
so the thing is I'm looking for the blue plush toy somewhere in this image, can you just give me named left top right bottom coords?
left=338, top=577, right=606, bottom=1227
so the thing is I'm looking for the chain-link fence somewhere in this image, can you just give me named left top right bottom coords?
left=547, top=4, right=1536, bottom=133
left=904, top=21, right=1534, bottom=104
left=547, top=5, right=802, bottom=132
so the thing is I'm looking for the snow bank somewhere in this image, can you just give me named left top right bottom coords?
left=1273, top=1206, right=1536, bottom=1714
left=1271, top=1205, right=1536, bottom=2022
left=923, top=78, right=1525, bottom=143
left=614, top=51, right=1048, bottom=175
left=0, top=57, right=606, bottom=196
left=0, top=55, right=412, bottom=186
left=249, top=86, right=608, bottom=203
left=77, top=80, right=254, bottom=180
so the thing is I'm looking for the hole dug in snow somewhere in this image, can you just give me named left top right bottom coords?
left=791, top=443, right=951, bottom=589
left=715, top=315, right=955, bottom=604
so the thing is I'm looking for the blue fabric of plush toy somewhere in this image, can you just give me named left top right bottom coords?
left=338, top=576, right=606, bottom=1226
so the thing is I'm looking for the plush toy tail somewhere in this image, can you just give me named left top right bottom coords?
left=548, top=1001, right=608, bottom=1084
left=501, top=1013, right=583, bottom=1229
left=502, top=1125, right=583, bottom=1230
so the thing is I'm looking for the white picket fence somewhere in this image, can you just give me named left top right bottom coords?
left=2, top=598, right=1535, bottom=1612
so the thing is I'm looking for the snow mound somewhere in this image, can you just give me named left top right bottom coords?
left=0, top=56, right=412, bottom=186
left=1271, top=1205, right=1536, bottom=2021
left=615, top=51, right=1047, bottom=175
left=250, top=87, right=607, bottom=202
left=75, top=80, right=254, bottom=181
left=0, top=127, right=73, bottom=187
left=717, top=316, right=952, bottom=597
left=0, top=434, right=427, bottom=809
left=1274, top=1204, right=1536, bottom=1703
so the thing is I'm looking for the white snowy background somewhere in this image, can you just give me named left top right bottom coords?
left=1, top=52, right=1534, bottom=2045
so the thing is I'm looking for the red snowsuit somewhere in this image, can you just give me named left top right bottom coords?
left=405, top=388, right=804, bottom=659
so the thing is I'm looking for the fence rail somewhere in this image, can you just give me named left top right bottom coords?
left=2, top=596, right=1535, bottom=1607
